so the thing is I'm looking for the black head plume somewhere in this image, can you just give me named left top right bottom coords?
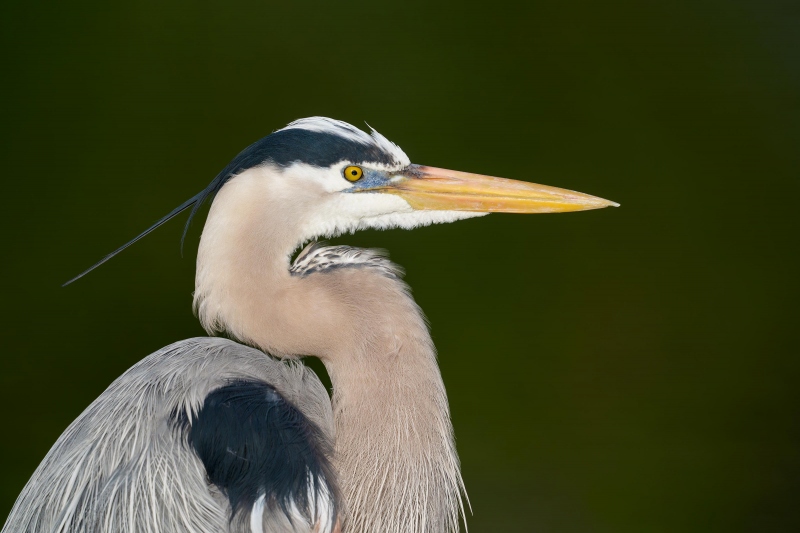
left=63, top=117, right=406, bottom=286
left=62, top=166, right=231, bottom=287
left=62, top=131, right=277, bottom=286
left=63, top=189, right=202, bottom=286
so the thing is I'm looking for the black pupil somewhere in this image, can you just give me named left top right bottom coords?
left=351, top=170, right=358, bottom=176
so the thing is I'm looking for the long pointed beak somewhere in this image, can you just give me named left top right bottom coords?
left=382, top=165, right=618, bottom=213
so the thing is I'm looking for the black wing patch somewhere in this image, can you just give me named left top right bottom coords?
left=184, top=380, right=339, bottom=527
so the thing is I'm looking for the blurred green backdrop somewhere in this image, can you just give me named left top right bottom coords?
left=1, top=0, right=798, bottom=531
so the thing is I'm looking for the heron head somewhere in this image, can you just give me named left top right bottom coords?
left=200, top=117, right=617, bottom=248
left=64, top=117, right=617, bottom=285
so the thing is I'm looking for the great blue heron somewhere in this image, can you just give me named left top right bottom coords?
left=2, top=118, right=617, bottom=533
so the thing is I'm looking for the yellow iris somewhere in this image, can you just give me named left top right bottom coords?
left=344, top=166, right=363, bottom=182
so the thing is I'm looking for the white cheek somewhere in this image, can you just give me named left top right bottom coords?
left=362, top=209, right=487, bottom=230
left=280, top=162, right=351, bottom=193
left=336, top=192, right=414, bottom=219
left=298, top=191, right=487, bottom=242
left=298, top=193, right=413, bottom=241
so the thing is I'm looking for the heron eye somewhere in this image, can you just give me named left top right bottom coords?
left=344, top=166, right=363, bottom=182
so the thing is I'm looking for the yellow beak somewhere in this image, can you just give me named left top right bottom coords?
left=383, top=165, right=618, bottom=213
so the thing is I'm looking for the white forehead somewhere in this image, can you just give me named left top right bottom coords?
left=279, top=117, right=411, bottom=170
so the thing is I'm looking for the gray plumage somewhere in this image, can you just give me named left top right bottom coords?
left=1, top=338, right=336, bottom=533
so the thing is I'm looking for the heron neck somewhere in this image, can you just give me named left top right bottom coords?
left=197, top=248, right=466, bottom=532
left=323, top=311, right=465, bottom=533
left=194, top=169, right=464, bottom=532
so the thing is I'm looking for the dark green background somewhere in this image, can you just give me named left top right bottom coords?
left=2, top=1, right=798, bottom=531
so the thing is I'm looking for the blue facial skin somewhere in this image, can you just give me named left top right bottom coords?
left=342, top=167, right=398, bottom=193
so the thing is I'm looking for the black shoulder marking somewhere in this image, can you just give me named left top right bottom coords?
left=185, top=380, right=339, bottom=525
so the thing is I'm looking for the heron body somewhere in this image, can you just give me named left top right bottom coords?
left=2, top=338, right=337, bottom=533
left=2, top=118, right=616, bottom=533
